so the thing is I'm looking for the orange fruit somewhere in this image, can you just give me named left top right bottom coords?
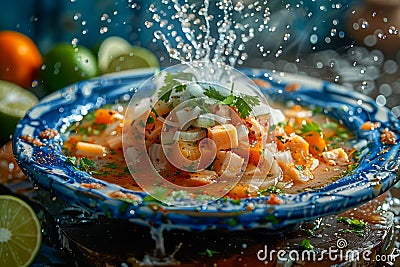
left=0, top=31, right=42, bottom=88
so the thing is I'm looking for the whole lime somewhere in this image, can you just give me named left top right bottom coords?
left=40, top=43, right=99, bottom=94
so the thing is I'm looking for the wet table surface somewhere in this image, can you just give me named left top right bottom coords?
left=1, top=139, right=400, bottom=267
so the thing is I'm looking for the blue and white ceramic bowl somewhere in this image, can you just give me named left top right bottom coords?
left=13, top=68, right=400, bottom=232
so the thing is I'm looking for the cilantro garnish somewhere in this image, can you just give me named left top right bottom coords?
left=258, top=186, right=284, bottom=196
left=301, top=121, right=322, bottom=134
left=66, top=156, right=102, bottom=175
left=79, top=157, right=96, bottom=173
left=264, top=214, right=279, bottom=224
left=301, top=239, right=314, bottom=250
left=203, top=86, right=226, bottom=101
left=311, top=107, right=322, bottom=116
left=158, top=72, right=196, bottom=102
left=66, top=156, right=78, bottom=170
left=103, top=162, right=119, bottom=169
left=146, top=115, right=155, bottom=124
left=204, top=86, right=260, bottom=118
left=199, top=249, right=220, bottom=257
left=124, top=166, right=130, bottom=174
left=337, top=216, right=366, bottom=236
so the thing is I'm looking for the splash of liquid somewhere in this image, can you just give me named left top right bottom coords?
left=147, top=0, right=270, bottom=66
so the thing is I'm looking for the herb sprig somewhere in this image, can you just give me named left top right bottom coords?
left=199, top=249, right=220, bottom=257
left=66, top=156, right=102, bottom=175
left=204, top=86, right=260, bottom=118
left=158, top=72, right=196, bottom=101
left=301, top=239, right=314, bottom=250
left=337, top=216, right=366, bottom=236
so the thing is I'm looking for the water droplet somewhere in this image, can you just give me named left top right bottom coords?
left=99, top=27, right=108, bottom=34
left=388, top=26, right=398, bottom=35
left=376, top=30, right=387, bottom=40
left=379, top=83, right=392, bottom=96
left=145, top=21, right=154, bottom=28
left=100, top=13, right=109, bottom=21
left=149, top=4, right=157, bottom=13
left=71, top=38, right=78, bottom=47
left=391, top=106, right=400, bottom=117
left=364, top=35, right=377, bottom=46
left=376, top=95, right=386, bottom=106
left=383, top=60, right=398, bottom=74
left=361, top=20, right=369, bottom=29
left=310, top=34, right=318, bottom=44
left=73, top=13, right=81, bottom=21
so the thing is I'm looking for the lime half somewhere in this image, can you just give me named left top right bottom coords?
left=0, top=195, right=42, bottom=267
left=0, top=80, right=39, bottom=145
left=98, top=36, right=159, bottom=74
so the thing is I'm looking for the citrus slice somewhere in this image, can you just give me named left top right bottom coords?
left=0, top=80, right=39, bottom=145
left=97, top=36, right=133, bottom=74
left=0, top=195, right=42, bottom=267
left=105, top=46, right=160, bottom=74
left=40, top=43, right=99, bottom=94
left=97, top=36, right=159, bottom=74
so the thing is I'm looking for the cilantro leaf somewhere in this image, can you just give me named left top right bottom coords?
left=234, top=95, right=259, bottom=118
left=146, top=115, right=155, bottom=124
left=199, top=249, right=220, bottom=257
left=79, top=157, right=96, bottom=172
left=204, top=86, right=227, bottom=101
left=204, top=86, right=260, bottom=118
left=103, top=162, right=119, bottom=169
left=301, top=239, right=314, bottom=250
left=66, top=156, right=79, bottom=170
left=337, top=216, right=366, bottom=236
left=301, top=121, right=322, bottom=134
left=158, top=72, right=196, bottom=102
left=311, top=107, right=322, bottom=116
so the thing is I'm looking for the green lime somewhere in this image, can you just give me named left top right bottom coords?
left=0, top=195, right=42, bottom=267
left=97, top=36, right=133, bottom=74
left=97, top=36, right=159, bottom=74
left=40, top=43, right=99, bottom=94
left=0, top=80, right=39, bottom=145
left=105, top=46, right=160, bottom=74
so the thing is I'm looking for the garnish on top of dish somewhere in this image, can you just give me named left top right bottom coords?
left=60, top=68, right=361, bottom=204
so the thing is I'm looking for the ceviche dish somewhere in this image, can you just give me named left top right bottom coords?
left=56, top=67, right=393, bottom=204
left=14, top=63, right=399, bottom=230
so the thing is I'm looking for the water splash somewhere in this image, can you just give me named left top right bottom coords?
left=147, top=0, right=269, bottom=66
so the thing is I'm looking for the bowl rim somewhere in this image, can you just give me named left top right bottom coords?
left=13, top=67, right=400, bottom=231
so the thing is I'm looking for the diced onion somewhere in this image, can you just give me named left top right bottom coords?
left=274, top=150, right=293, bottom=165
left=176, top=106, right=202, bottom=127
left=193, top=115, right=215, bottom=128
left=187, top=83, right=204, bottom=97
left=173, top=130, right=206, bottom=141
left=202, top=113, right=231, bottom=124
